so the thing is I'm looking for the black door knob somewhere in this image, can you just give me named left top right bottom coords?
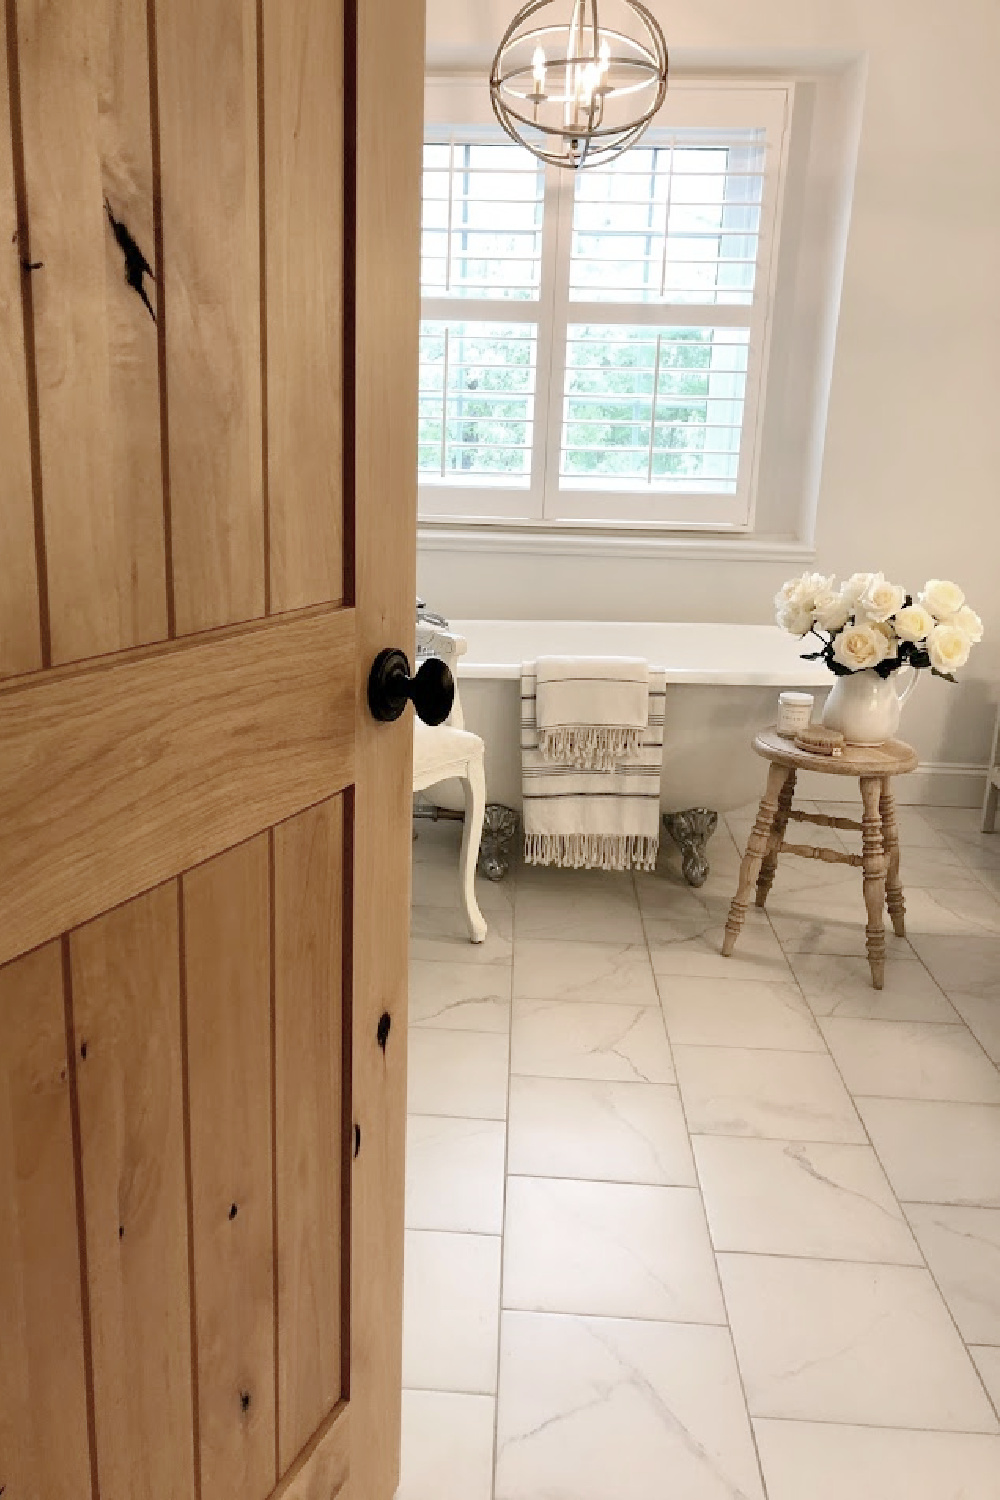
left=368, top=648, right=455, bottom=726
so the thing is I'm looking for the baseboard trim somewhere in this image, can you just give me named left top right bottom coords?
left=795, top=760, right=989, bottom=809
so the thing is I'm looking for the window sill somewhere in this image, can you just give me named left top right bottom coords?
left=417, top=521, right=816, bottom=564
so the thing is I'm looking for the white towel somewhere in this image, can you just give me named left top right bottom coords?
left=535, top=655, right=650, bottom=771
left=522, top=662, right=666, bottom=872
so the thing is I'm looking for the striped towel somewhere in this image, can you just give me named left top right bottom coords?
left=522, top=661, right=666, bottom=872
left=535, top=655, right=649, bottom=771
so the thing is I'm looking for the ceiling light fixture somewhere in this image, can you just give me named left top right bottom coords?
left=490, top=0, right=669, bottom=170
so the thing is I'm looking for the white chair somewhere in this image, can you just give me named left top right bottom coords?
left=413, top=626, right=487, bottom=943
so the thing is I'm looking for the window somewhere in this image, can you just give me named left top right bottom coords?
left=419, top=83, right=790, bottom=531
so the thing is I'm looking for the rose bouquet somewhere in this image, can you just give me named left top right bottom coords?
left=774, top=573, right=983, bottom=681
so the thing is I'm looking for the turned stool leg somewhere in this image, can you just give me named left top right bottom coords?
left=880, top=778, right=905, bottom=937
left=723, top=762, right=787, bottom=957
left=756, top=768, right=796, bottom=908
left=860, top=776, right=889, bottom=990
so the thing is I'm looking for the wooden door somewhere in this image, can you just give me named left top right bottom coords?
left=0, top=2, right=423, bottom=1497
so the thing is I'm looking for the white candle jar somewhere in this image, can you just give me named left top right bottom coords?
left=777, top=691, right=815, bottom=737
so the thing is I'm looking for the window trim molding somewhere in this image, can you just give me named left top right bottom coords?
left=416, top=519, right=817, bottom=563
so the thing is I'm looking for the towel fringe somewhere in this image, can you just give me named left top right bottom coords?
left=524, top=831, right=659, bottom=873
left=537, top=724, right=643, bottom=772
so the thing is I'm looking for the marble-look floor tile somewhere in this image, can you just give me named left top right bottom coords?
left=817, top=802, right=952, bottom=850
left=503, top=1176, right=724, bottom=1324
left=646, top=911, right=792, bottom=983
left=903, top=885, right=1000, bottom=936
left=885, top=844, right=986, bottom=889
left=970, top=1347, right=1000, bottom=1411
left=512, top=939, right=658, bottom=1006
left=907, top=932, right=1000, bottom=1001
left=948, top=992, right=1000, bottom=1066
left=718, top=1254, right=998, bottom=1432
left=657, top=974, right=824, bottom=1052
left=787, top=950, right=956, bottom=1022
left=397, top=1391, right=495, bottom=1500
left=506, top=1076, right=696, bottom=1186
left=820, top=1018, right=1000, bottom=1104
left=495, top=1311, right=764, bottom=1500
left=411, top=855, right=515, bottom=915
left=511, top=999, right=674, bottom=1084
left=409, top=958, right=511, bottom=1033
left=410, top=900, right=514, bottom=964
left=903, top=1204, right=1000, bottom=1344
left=513, top=887, right=645, bottom=945
left=693, top=1136, right=921, bottom=1264
left=402, top=1230, right=502, bottom=1394
left=405, top=1116, right=507, bottom=1235
left=753, top=1419, right=1000, bottom=1500
left=672, top=1045, right=865, bottom=1143
left=767, top=891, right=910, bottom=959
left=856, top=1098, right=1000, bottom=1207
left=407, top=1029, right=510, bottom=1120
left=412, top=819, right=464, bottom=864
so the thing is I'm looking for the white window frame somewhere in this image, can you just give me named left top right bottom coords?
left=420, top=78, right=792, bottom=534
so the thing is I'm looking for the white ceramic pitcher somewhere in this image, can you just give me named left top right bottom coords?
left=821, top=666, right=919, bottom=746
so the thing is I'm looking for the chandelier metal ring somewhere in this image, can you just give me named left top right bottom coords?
left=490, top=0, right=669, bottom=170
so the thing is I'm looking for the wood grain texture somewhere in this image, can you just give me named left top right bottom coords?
left=350, top=0, right=425, bottom=1492
left=15, top=0, right=166, bottom=665
left=755, top=727, right=919, bottom=777
left=0, top=942, right=93, bottom=1500
left=69, top=882, right=196, bottom=1500
left=183, top=837, right=276, bottom=1500
left=262, top=0, right=344, bottom=613
left=0, top=605, right=355, bottom=967
left=270, top=1406, right=350, bottom=1500
left=0, top=0, right=42, bottom=679
left=156, top=0, right=265, bottom=635
left=273, top=798, right=347, bottom=1473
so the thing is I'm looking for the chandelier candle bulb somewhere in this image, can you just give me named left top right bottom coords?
left=777, top=692, right=815, bottom=737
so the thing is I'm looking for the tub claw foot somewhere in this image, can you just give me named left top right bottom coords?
left=478, top=804, right=519, bottom=881
left=663, top=809, right=719, bottom=888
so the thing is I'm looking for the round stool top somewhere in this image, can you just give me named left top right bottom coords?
left=753, top=727, right=918, bottom=777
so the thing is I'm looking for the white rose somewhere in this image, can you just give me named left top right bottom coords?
left=859, top=574, right=906, bottom=623
left=872, top=620, right=899, bottom=660
left=832, top=623, right=889, bottom=672
left=920, top=579, right=966, bottom=620
left=894, top=604, right=935, bottom=642
left=775, top=572, right=834, bottom=614
left=813, top=589, right=852, bottom=632
left=952, top=604, right=984, bottom=644
left=841, top=572, right=876, bottom=604
left=777, top=602, right=815, bottom=637
left=927, top=623, right=972, bottom=675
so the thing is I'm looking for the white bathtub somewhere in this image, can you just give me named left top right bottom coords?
left=449, top=619, right=831, bottom=814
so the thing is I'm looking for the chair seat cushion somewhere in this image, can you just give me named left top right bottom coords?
left=413, top=720, right=484, bottom=788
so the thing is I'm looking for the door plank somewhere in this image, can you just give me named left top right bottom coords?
left=0, top=606, right=355, bottom=967
left=15, top=0, right=166, bottom=665
left=183, top=837, right=276, bottom=1500
left=0, top=942, right=93, bottom=1500
left=69, top=882, right=196, bottom=1500
left=262, top=0, right=344, bottom=614
left=270, top=1406, right=350, bottom=1500
left=350, top=0, right=425, bottom=1493
left=0, top=0, right=42, bottom=679
left=155, top=0, right=265, bottom=636
left=273, top=798, right=346, bottom=1473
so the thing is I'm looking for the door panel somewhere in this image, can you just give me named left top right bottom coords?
left=262, top=0, right=346, bottom=614
left=156, top=0, right=265, bottom=638
left=16, top=0, right=166, bottom=665
left=0, top=0, right=422, bottom=1495
left=274, top=798, right=348, bottom=1469
left=0, top=0, right=41, bottom=679
left=70, top=884, right=196, bottom=1500
left=0, top=943, right=92, bottom=1500
left=184, top=838, right=275, bottom=1500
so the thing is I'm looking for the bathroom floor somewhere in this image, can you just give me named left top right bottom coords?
left=396, top=802, right=1000, bottom=1500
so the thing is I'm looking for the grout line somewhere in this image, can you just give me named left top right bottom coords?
left=490, top=856, right=517, bottom=1500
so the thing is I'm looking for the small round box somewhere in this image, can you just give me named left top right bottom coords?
left=777, top=691, right=815, bottom=737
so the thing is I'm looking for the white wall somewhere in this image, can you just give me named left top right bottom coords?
left=419, top=0, right=1000, bottom=786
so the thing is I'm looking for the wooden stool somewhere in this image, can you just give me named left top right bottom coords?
left=722, top=730, right=918, bottom=989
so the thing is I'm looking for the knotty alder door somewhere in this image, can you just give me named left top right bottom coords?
left=0, top=1, right=423, bottom=1498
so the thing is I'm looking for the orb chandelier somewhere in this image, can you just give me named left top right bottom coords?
left=490, top=0, right=669, bottom=170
